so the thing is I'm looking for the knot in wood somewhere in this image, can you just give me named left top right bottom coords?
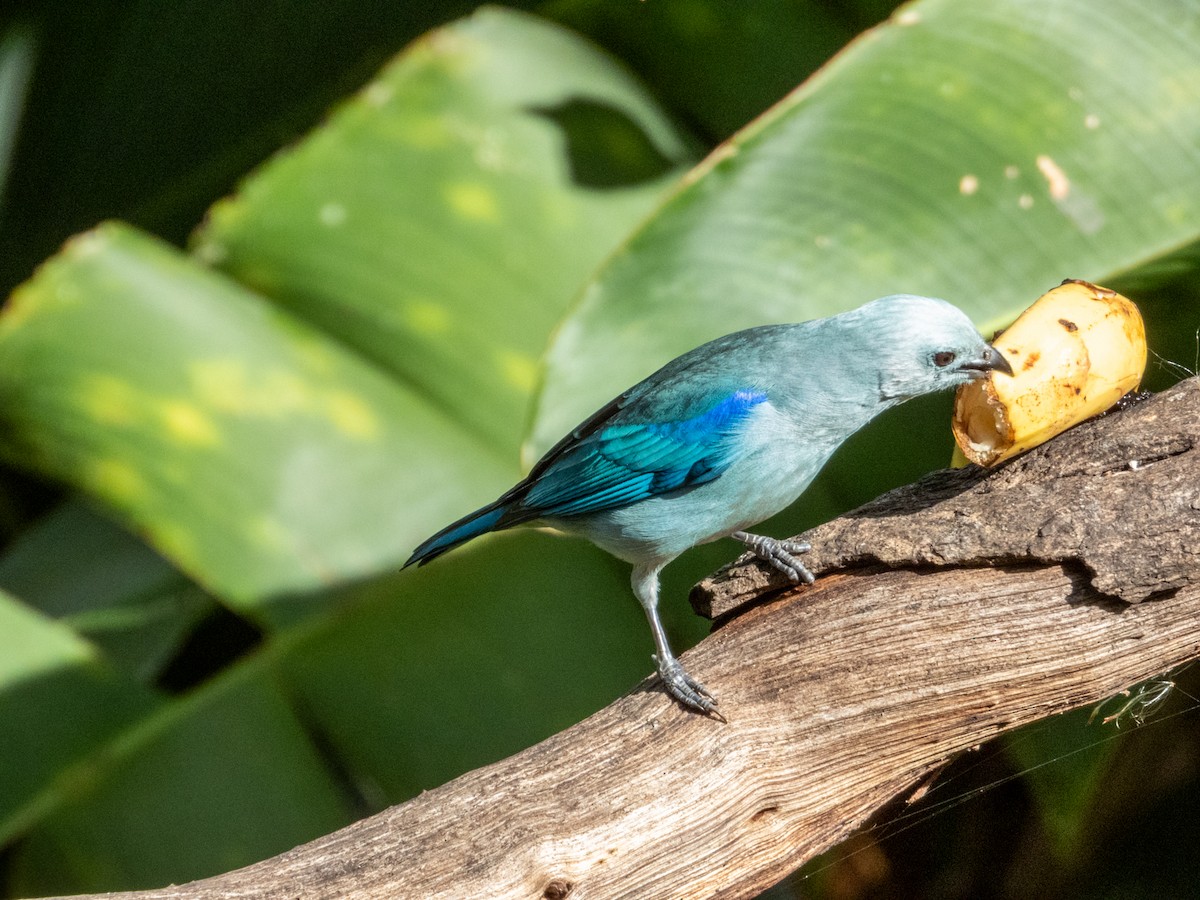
left=542, top=877, right=574, bottom=899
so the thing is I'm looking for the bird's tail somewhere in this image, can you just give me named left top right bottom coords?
left=403, top=501, right=510, bottom=568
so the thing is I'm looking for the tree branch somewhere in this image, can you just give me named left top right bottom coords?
left=51, top=379, right=1200, bottom=900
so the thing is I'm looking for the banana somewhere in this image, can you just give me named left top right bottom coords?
left=952, top=279, right=1147, bottom=467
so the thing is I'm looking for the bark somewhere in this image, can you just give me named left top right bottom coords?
left=51, top=379, right=1200, bottom=900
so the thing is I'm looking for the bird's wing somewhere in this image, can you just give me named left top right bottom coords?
left=513, top=387, right=769, bottom=519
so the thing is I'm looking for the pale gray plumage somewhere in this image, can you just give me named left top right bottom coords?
left=407, top=295, right=1011, bottom=714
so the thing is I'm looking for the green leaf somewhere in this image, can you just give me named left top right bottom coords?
left=0, top=590, right=159, bottom=846
left=0, top=499, right=212, bottom=681
left=279, top=530, right=648, bottom=800
left=64, top=585, right=211, bottom=686
left=4, top=661, right=353, bottom=894
left=0, top=223, right=512, bottom=606
left=196, top=6, right=690, bottom=454
left=0, top=500, right=180, bottom=619
left=532, top=0, right=1200, bottom=458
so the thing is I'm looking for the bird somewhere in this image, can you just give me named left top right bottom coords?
left=405, top=295, right=1012, bottom=715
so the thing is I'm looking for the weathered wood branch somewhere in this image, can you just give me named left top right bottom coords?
left=53, top=379, right=1200, bottom=900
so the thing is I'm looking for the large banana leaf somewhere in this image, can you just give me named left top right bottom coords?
left=0, top=8, right=685, bottom=607
left=0, top=224, right=514, bottom=606
left=195, top=7, right=689, bottom=452
left=532, top=0, right=1200, bottom=458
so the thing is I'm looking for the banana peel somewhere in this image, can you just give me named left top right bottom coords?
left=952, top=279, right=1147, bottom=467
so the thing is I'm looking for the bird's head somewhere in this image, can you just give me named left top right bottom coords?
left=861, top=295, right=1012, bottom=401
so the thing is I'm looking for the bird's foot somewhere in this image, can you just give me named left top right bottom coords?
left=653, top=654, right=719, bottom=716
left=733, top=531, right=815, bottom=584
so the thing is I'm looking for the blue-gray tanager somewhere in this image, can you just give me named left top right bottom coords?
left=406, top=295, right=1011, bottom=714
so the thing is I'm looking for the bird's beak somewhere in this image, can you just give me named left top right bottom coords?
left=960, top=343, right=1013, bottom=378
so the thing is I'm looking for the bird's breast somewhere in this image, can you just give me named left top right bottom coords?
left=560, top=401, right=843, bottom=564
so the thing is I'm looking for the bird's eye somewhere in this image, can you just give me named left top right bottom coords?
left=932, top=351, right=957, bottom=368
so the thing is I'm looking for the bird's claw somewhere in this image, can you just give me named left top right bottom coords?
left=735, top=531, right=815, bottom=584
left=653, top=654, right=719, bottom=715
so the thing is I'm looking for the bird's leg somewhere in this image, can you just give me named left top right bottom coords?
left=631, top=564, right=718, bottom=714
left=732, top=531, right=815, bottom=584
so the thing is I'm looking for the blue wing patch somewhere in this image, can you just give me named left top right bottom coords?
left=521, top=389, right=768, bottom=518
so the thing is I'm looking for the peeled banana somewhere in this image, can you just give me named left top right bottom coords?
left=952, top=279, right=1147, bottom=467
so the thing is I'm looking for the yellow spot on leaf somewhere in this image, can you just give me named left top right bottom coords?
left=959, top=174, right=979, bottom=196
left=497, top=350, right=538, bottom=394
left=405, top=300, right=451, bottom=335
left=191, top=359, right=251, bottom=413
left=161, top=400, right=221, bottom=447
left=78, top=374, right=139, bottom=426
left=323, top=389, right=379, bottom=439
left=190, top=360, right=312, bottom=417
left=89, top=459, right=146, bottom=504
left=192, top=359, right=377, bottom=437
left=445, top=181, right=499, bottom=222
